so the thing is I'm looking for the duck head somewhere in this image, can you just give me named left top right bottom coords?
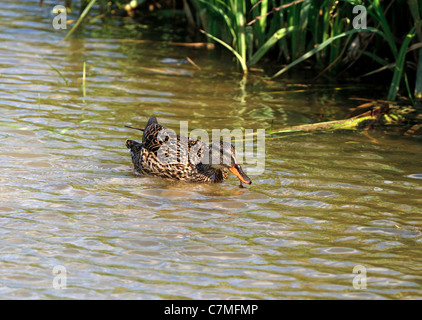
left=208, top=141, right=252, bottom=185
left=125, top=139, right=142, bottom=152
left=125, top=139, right=143, bottom=168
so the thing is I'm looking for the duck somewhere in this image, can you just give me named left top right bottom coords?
left=125, top=117, right=252, bottom=185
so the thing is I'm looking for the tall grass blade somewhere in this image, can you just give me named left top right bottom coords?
left=64, top=0, right=97, bottom=40
left=415, top=48, right=422, bottom=107
left=408, top=0, right=422, bottom=107
left=0, top=122, right=29, bottom=130
left=297, top=0, right=311, bottom=56
left=271, top=27, right=384, bottom=79
left=248, top=26, right=295, bottom=65
left=37, top=56, right=68, bottom=85
left=233, top=0, right=247, bottom=65
left=361, top=51, right=390, bottom=67
left=82, top=61, right=86, bottom=97
left=197, top=0, right=236, bottom=40
left=387, top=27, right=416, bottom=101
left=366, top=0, right=398, bottom=57
left=200, top=29, right=248, bottom=74
left=403, top=73, right=415, bottom=106
left=253, top=0, right=268, bottom=47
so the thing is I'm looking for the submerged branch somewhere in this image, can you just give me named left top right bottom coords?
left=269, top=103, right=419, bottom=136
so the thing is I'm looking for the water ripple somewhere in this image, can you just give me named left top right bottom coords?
left=0, top=0, right=422, bottom=300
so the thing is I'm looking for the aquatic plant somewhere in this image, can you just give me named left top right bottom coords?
left=187, top=0, right=421, bottom=105
left=58, top=0, right=421, bottom=105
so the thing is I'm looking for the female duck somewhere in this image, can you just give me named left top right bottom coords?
left=125, top=117, right=252, bottom=184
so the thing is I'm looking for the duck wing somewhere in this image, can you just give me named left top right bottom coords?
left=141, top=117, right=209, bottom=165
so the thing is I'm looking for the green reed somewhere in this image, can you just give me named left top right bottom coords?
left=189, top=0, right=421, bottom=104
left=64, top=0, right=97, bottom=40
left=407, top=0, right=422, bottom=107
left=82, top=61, right=86, bottom=97
left=65, top=0, right=421, bottom=104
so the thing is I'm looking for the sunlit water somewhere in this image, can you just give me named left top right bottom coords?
left=1, top=0, right=422, bottom=299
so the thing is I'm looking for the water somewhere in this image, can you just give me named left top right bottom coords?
left=1, top=0, right=422, bottom=299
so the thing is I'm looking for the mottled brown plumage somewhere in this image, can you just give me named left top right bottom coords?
left=125, top=117, right=252, bottom=184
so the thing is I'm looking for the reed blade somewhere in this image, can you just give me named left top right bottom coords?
left=200, top=29, right=248, bottom=73
left=387, top=26, right=416, bottom=101
left=64, top=0, right=97, bottom=40
left=271, top=27, right=384, bottom=79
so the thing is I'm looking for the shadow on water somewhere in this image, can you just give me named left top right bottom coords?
left=0, top=0, right=421, bottom=299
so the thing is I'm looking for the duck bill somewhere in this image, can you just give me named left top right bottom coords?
left=229, top=164, right=252, bottom=185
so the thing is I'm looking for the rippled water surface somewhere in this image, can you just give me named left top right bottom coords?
left=1, top=0, right=422, bottom=299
